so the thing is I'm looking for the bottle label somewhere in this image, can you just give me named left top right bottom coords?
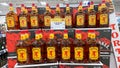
left=89, top=47, right=99, bottom=60
left=62, top=47, right=70, bottom=60
left=100, top=14, right=108, bottom=25
left=88, top=33, right=96, bottom=39
left=17, top=48, right=27, bottom=62
left=77, top=15, right=84, bottom=26
left=30, top=16, right=38, bottom=27
left=89, top=15, right=96, bottom=26
left=49, top=34, right=54, bottom=39
left=35, top=34, right=42, bottom=40
left=25, top=33, right=29, bottom=39
left=19, top=17, right=27, bottom=28
left=47, top=47, right=55, bottom=59
left=63, top=34, right=68, bottom=39
left=76, top=33, right=82, bottom=39
left=44, top=16, right=51, bottom=27
left=32, top=48, right=41, bottom=60
left=20, top=34, right=25, bottom=40
left=6, top=17, right=15, bottom=27
left=74, top=47, right=83, bottom=60
left=65, top=16, right=72, bottom=26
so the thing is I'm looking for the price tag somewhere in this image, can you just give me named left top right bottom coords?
left=51, top=18, right=65, bottom=30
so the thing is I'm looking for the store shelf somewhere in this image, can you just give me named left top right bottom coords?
left=0, top=49, right=7, bottom=55
left=1, top=64, right=8, bottom=68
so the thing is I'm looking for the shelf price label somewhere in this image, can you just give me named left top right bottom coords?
left=51, top=18, right=65, bottom=30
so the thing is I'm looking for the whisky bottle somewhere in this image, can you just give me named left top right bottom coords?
left=99, top=1, right=109, bottom=27
left=44, top=4, right=52, bottom=28
left=30, top=3, right=39, bottom=29
left=6, top=3, right=18, bottom=30
left=87, top=30, right=100, bottom=63
left=61, top=30, right=71, bottom=63
left=73, top=30, right=85, bottom=63
left=65, top=4, right=72, bottom=28
left=88, top=1, right=97, bottom=28
left=19, top=4, right=28, bottom=29
left=46, top=30, right=58, bottom=63
left=32, top=30, right=45, bottom=63
left=75, top=2, right=85, bottom=28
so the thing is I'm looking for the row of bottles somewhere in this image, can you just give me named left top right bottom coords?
left=16, top=30, right=100, bottom=65
left=6, top=1, right=109, bottom=30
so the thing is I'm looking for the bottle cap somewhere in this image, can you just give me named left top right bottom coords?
left=90, top=1, right=94, bottom=5
left=32, top=3, right=35, bottom=6
left=64, top=30, right=68, bottom=33
left=9, top=3, right=13, bottom=6
left=21, top=4, right=25, bottom=7
left=56, top=4, right=59, bottom=7
left=79, top=2, right=82, bottom=6
left=66, top=4, right=69, bottom=7
left=75, top=30, right=81, bottom=33
left=46, top=3, right=49, bottom=6
left=50, top=30, right=54, bottom=33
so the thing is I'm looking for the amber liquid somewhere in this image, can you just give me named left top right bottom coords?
left=87, top=39, right=100, bottom=63
left=6, top=11, right=18, bottom=30
left=60, top=39, right=71, bottom=63
left=19, top=11, right=28, bottom=29
left=46, top=39, right=58, bottom=63
left=65, top=11, right=72, bottom=28
left=75, top=10, right=85, bottom=28
left=73, top=39, right=85, bottom=63
left=32, top=39, right=45, bottom=63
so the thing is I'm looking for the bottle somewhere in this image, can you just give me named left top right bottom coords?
left=6, top=3, right=18, bottom=30
left=32, top=30, right=45, bottom=63
left=87, top=30, right=100, bottom=63
left=46, top=30, right=58, bottom=63
left=44, top=4, right=52, bottom=29
left=87, top=1, right=97, bottom=28
left=65, top=4, right=72, bottom=28
left=19, top=4, right=28, bottom=29
left=30, top=3, right=39, bottom=29
left=73, top=30, right=85, bottom=63
left=99, top=1, right=109, bottom=27
left=61, top=30, right=71, bottom=62
left=25, top=7, right=31, bottom=29
left=16, top=32, right=29, bottom=65
left=75, top=2, right=85, bottom=28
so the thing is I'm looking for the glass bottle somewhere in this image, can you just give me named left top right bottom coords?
left=46, top=30, right=58, bottom=63
left=61, top=30, right=71, bottom=63
left=75, top=2, right=85, bottom=28
left=19, top=4, right=28, bottom=29
left=30, top=3, right=39, bottom=29
left=73, top=30, right=85, bottom=63
left=65, top=4, right=72, bottom=28
left=6, top=3, right=18, bottom=30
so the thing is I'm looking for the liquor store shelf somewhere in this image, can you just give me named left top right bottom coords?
left=1, top=64, right=8, bottom=68
left=14, top=61, right=103, bottom=68
left=0, top=49, right=7, bottom=55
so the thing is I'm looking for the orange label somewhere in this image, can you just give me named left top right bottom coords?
left=30, top=16, right=38, bottom=27
left=47, top=47, right=55, bottom=59
left=77, top=15, right=84, bottom=26
left=17, top=48, right=27, bottom=62
left=74, top=47, right=83, bottom=60
left=32, top=48, right=41, bottom=60
left=44, top=16, right=51, bottom=26
left=76, top=33, right=82, bottom=39
left=89, top=47, right=99, bottom=60
left=65, top=16, right=72, bottom=26
left=62, top=47, right=70, bottom=60
left=100, top=14, right=108, bottom=25
left=89, top=15, right=96, bottom=25
left=19, top=17, right=27, bottom=27
left=6, top=17, right=15, bottom=27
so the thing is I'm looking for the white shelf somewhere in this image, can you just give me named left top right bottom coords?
left=0, top=49, right=7, bottom=55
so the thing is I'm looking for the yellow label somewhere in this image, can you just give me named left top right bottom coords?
left=89, top=15, right=96, bottom=25
left=6, top=17, right=15, bottom=27
left=44, top=16, right=51, bottom=26
left=47, top=47, right=55, bottom=59
left=25, top=33, right=29, bottom=39
left=20, top=34, right=25, bottom=40
left=64, top=34, right=68, bottom=39
left=65, top=16, right=72, bottom=26
left=100, top=14, right=108, bottom=25
left=49, top=34, right=54, bottom=39
left=88, top=33, right=91, bottom=38
left=35, top=34, right=43, bottom=40
left=77, top=15, right=84, bottom=26
left=90, top=33, right=96, bottom=39
left=32, top=48, right=41, bottom=60
left=76, top=33, right=82, bottom=39
left=19, top=17, right=27, bottom=27
left=89, top=47, right=99, bottom=60
left=30, top=16, right=38, bottom=27
left=74, top=47, right=83, bottom=60
left=17, top=48, right=27, bottom=62
left=62, top=47, right=70, bottom=60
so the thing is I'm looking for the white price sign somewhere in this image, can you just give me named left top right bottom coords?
left=51, top=18, right=65, bottom=30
